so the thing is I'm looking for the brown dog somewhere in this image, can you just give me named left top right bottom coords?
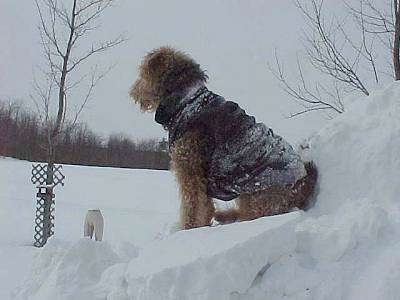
left=130, top=46, right=317, bottom=230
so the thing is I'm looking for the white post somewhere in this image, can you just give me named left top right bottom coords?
left=84, top=209, right=104, bottom=241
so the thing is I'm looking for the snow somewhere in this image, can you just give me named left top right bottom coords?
left=0, top=158, right=179, bottom=299
left=2, top=82, right=400, bottom=299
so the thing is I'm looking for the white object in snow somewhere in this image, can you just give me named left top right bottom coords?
left=84, top=209, right=104, bottom=241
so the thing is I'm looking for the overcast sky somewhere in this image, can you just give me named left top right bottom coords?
left=0, top=0, right=365, bottom=144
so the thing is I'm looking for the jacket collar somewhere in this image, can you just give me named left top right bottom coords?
left=155, top=85, right=208, bottom=128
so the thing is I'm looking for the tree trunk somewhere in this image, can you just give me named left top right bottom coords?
left=394, top=1, right=400, bottom=80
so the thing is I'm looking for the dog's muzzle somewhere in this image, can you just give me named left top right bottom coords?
left=155, top=95, right=182, bottom=127
left=155, top=102, right=172, bottom=126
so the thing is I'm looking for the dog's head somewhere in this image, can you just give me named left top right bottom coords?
left=130, top=46, right=208, bottom=113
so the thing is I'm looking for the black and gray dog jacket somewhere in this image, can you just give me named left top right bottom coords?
left=155, top=86, right=306, bottom=201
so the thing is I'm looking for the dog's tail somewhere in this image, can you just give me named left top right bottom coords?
left=292, top=161, right=318, bottom=210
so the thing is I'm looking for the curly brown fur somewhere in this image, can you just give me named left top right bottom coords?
left=130, top=46, right=208, bottom=112
left=131, top=46, right=318, bottom=230
left=291, top=162, right=318, bottom=210
left=170, top=131, right=214, bottom=229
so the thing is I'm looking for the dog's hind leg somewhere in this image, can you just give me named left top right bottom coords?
left=214, top=207, right=240, bottom=224
left=171, top=132, right=214, bottom=230
left=234, top=163, right=318, bottom=222
left=237, top=193, right=269, bottom=221
left=222, top=188, right=292, bottom=222
left=213, top=164, right=318, bottom=225
left=214, top=193, right=270, bottom=224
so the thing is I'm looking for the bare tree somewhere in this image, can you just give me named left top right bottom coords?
left=32, top=0, right=125, bottom=162
left=270, top=0, right=400, bottom=117
left=346, top=0, right=399, bottom=79
left=269, top=50, right=345, bottom=118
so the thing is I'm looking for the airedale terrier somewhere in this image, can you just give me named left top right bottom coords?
left=130, top=46, right=317, bottom=230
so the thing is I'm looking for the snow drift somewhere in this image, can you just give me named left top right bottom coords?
left=11, top=83, right=400, bottom=299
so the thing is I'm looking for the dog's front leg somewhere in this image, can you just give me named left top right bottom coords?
left=170, top=132, right=214, bottom=230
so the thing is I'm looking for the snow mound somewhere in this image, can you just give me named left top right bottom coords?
left=14, top=82, right=400, bottom=299
left=15, top=238, right=122, bottom=299
left=102, top=212, right=300, bottom=300
left=309, top=82, right=400, bottom=215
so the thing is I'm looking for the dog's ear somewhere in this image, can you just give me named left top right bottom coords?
left=155, top=94, right=181, bottom=126
left=142, top=47, right=175, bottom=82
left=148, top=53, right=168, bottom=76
left=159, top=59, right=208, bottom=96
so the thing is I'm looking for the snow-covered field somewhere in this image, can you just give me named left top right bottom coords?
left=1, top=83, right=400, bottom=299
left=0, top=160, right=180, bottom=299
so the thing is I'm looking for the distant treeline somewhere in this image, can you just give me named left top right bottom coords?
left=0, top=101, right=170, bottom=170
